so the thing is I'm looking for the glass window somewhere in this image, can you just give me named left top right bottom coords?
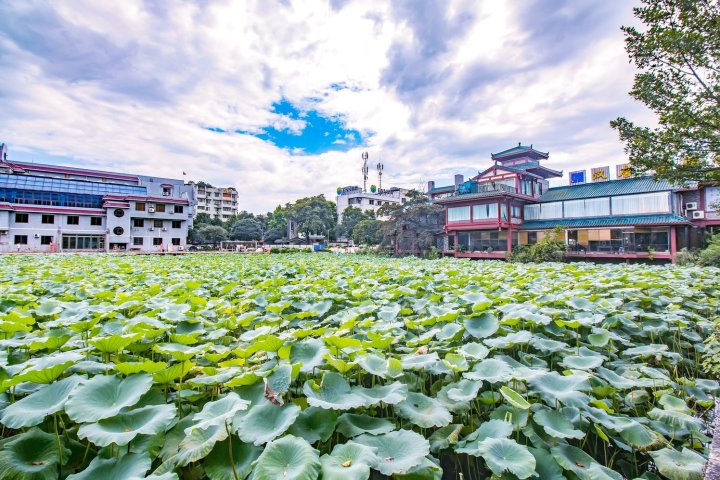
left=133, top=218, right=144, bottom=227
left=14, top=235, right=28, bottom=244
left=153, top=238, right=163, bottom=246
left=154, top=220, right=163, bottom=228
left=447, top=206, right=471, bottom=222
left=612, top=192, right=670, bottom=215
left=172, top=220, right=181, bottom=228
left=14, top=213, right=28, bottom=223
left=524, top=204, right=540, bottom=220
left=155, top=204, right=166, bottom=213
left=41, top=214, right=54, bottom=224
left=472, top=203, right=498, bottom=221
left=136, top=203, right=146, bottom=211
left=67, top=215, right=79, bottom=225
left=457, top=230, right=508, bottom=252
left=539, top=202, right=563, bottom=219
left=133, top=237, right=144, bottom=245
left=41, top=235, right=53, bottom=245
left=511, top=206, right=521, bottom=218
left=563, top=197, right=611, bottom=218
left=90, top=216, right=102, bottom=226
left=174, top=205, right=184, bottom=213
left=171, top=238, right=181, bottom=245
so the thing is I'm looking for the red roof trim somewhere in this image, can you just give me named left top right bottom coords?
left=3, top=205, right=105, bottom=215
left=102, top=194, right=189, bottom=205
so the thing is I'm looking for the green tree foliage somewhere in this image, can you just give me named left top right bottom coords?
left=288, top=195, right=337, bottom=243
left=380, top=190, right=444, bottom=254
left=338, top=206, right=375, bottom=239
left=352, top=219, right=384, bottom=246
left=230, top=218, right=262, bottom=241
left=697, top=233, right=720, bottom=266
left=610, top=0, right=720, bottom=183
left=193, top=225, right=229, bottom=245
left=509, top=226, right=568, bottom=263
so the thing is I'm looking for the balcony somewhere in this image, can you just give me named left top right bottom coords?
left=445, top=182, right=517, bottom=200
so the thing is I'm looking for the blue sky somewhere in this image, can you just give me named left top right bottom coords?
left=0, top=0, right=650, bottom=212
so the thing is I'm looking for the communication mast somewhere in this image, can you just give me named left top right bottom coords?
left=376, top=161, right=384, bottom=191
left=361, top=151, right=369, bottom=192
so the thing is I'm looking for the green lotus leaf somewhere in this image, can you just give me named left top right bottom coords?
left=204, top=435, right=262, bottom=480
left=444, top=379, right=481, bottom=403
left=9, top=351, right=84, bottom=385
left=35, top=301, right=63, bottom=317
left=175, top=424, right=229, bottom=467
left=458, top=342, right=489, bottom=360
left=145, top=474, right=179, bottom=480
left=250, top=435, right=320, bottom=480
left=560, top=355, right=604, bottom=370
left=235, top=402, right=301, bottom=445
left=442, top=353, right=469, bottom=372
left=395, top=391, right=452, bottom=428
left=648, top=447, right=706, bottom=480
left=483, top=330, right=532, bottom=349
left=153, top=343, right=206, bottom=361
left=288, top=406, right=338, bottom=443
left=303, top=372, right=366, bottom=410
left=0, top=375, right=82, bottom=428
left=477, top=438, right=535, bottom=479
left=436, top=323, right=463, bottom=341
left=551, top=444, right=622, bottom=480
left=533, top=408, right=584, bottom=439
left=400, top=353, right=440, bottom=370
left=623, top=344, right=668, bottom=358
left=529, top=447, right=565, bottom=480
left=528, top=371, right=591, bottom=407
left=530, top=337, right=569, bottom=354
left=114, top=361, right=168, bottom=376
left=455, top=419, right=513, bottom=455
left=464, top=358, right=512, bottom=383
left=189, top=392, right=250, bottom=433
left=658, top=395, right=692, bottom=414
left=335, top=413, right=396, bottom=438
left=587, top=330, right=610, bottom=347
left=89, top=333, right=141, bottom=353
left=625, top=389, right=650, bottom=406
left=0, top=428, right=70, bottom=480
left=464, top=313, right=499, bottom=339
left=429, top=424, right=463, bottom=453
left=499, top=385, right=531, bottom=410
left=66, top=453, right=150, bottom=480
left=356, top=381, right=408, bottom=406
left=65, top=373, right=153, bottom=422
left=394, top=455, right=442, bottom=480
left=566, top=297, right=595, bottom=311
left=354, top=429, right=430, bottom=476
left=320, top=441, right=377, bottom=480
left=618, top=422, right=663, bottom=449
left=77, top=404, right=176, bottom=447
left=648, top=408, right=703, bottom=432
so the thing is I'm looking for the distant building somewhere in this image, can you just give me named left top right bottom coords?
left=336, top=186, right=409, bottom=221
left=430, top=144, right=719, bottom=262
left=190, top=183, right=238, bottom=220
left=0, top=143, right=196, bottom=252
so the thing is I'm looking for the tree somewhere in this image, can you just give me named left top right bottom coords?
left=337, top=206, right=374, bottom=239
left=230, top=217, right=262, bottom=241
left=380, top=190, right=444, bottom=254
left=265, top=206, right=288, bottom=244
left=610, top=0, right=720, bottom=184
left=194, top=225, right=228, bottom=245
left=352, top=219, right=383, bottom=245
left=287, top=195, right=337, bottom=243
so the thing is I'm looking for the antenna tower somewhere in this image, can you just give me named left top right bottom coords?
left=376, top=161, right=384, bottom=191
left=361, top=151, right=369, bottom=192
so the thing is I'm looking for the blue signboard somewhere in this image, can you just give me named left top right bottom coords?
left=569, top=170, right=586, bottom=185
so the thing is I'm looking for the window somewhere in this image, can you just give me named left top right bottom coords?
left=133, top=218, right=144, bottom=228
left=41, top=214, right=54, bottom=224
left=114, top=209, right=125, bottom=217
left=369, top=200, right=375, bottom=205
left=113, top=226, right=124, bottom=235
left=154, top=220, right=163, bottom=228
left=171, top=220, right=181, bottom=229
left=62, top=235, right=104, bottom=250
left=67, top=215, right=79, bottom=225
left=174, top=205, right=184, bottom=214
left=472, top=203, right=498, bottom=221
left=524, top=202, right=563, bottom=220
left=447, top=206, right=471, bottom=222
left=133, top=238, right=144, bottom=246
left=171, top=238, right=181, bottom=245
left=41, top=236, right=53, bottom=245
left=90, top=217, right=102, bottom=226
left=563, top=198, right=611, bottom=218
left=162, top=186, right=172, bottom=196
left=155, top=204, right=166, bottom=213
left=14, top=235, right=28, bottom=244
left=153, top=238, right=163, bottom=246
left=14, top=213, right=28, bottom=223
left=611, top=192, right=670, bottom=215
left=511, top=206, right=522, bottom=218
left=135, top=203, right=146, bottom=212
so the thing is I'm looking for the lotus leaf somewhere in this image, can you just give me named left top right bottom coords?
left=65, top=373, right=153, bottom=422
left=320, top=442, right=377, bottom=480
left=395, top=391, right=452, bottom=428
left=0, top=375, right=82, bottom=428
left=250, top=435, right=320, bottom=480
left=66, top=453, right=151, bottom=480
left=335, top=413, right=396, bottom=437
left=355, top=430, right=430, bottom=476
left=0, top=428, right=70, bottom=480
left=235, top=402, right=301, bottom=445
left=78, top=404, right=176, bottom=447
left=204, top=436, right=262, bottom=480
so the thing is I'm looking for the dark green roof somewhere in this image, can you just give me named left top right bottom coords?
left=520, top=214, right=689, bottom=230
left=540, top=176, right=677, bottom=202
left=491, top=145, right=549, bottom=159
left=430, top=185, right=454, bottom=193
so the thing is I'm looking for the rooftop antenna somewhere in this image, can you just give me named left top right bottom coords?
left=376, top=160, right=384, bottom=191
left=361, top=151, right=369, bottom=192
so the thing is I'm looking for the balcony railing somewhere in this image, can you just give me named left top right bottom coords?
left=450, top=183, right=517, bottom=198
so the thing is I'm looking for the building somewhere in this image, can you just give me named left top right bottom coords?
left=336, top=186, right=409, bottom=221
left=430, top=144, right=719, bottom=262
left=0, top=144, right=196, bottom=252
left=190, top=183, right=238, bottom=220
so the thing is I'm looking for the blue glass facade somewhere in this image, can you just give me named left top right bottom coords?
left=0, top=188, right=103, bottom=208
left=0, top=174, right=146, bottom=196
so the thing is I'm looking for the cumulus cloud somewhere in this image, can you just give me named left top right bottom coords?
left=0, top=0, right=651, bottom=212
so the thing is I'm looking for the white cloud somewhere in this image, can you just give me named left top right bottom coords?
left=0, top=0, right=652, bottom=213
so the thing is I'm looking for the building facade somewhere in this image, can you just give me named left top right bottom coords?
left=0, top=144, right=196, bottom=253
left=336, top=186, right=409, bottom=221
left=431, top=144, right=719, bottom=262
left=190, top=183, right=239, bottom=220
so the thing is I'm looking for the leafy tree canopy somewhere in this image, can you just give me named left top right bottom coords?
left=611, top=0, right=720, bottom=184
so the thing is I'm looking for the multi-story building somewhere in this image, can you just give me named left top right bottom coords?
left=190, top=183, right=239, bottom=220
left=0, top=144, right=196, bottom=252
left=336, top=186, right=409, bottom=221
left=430, top=144, right=719, bottom=262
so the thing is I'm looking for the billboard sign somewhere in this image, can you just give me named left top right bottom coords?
left=591, top=166, right=610, bottom=182
left=616, top=163, right=633, bottom=179
left=569, top=170, right=586, bottom=185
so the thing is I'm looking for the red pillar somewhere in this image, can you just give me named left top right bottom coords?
left=670, top=226, right=677, bottom=263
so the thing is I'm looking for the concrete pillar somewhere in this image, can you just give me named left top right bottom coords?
left=670, top=226, right=677, bottom=263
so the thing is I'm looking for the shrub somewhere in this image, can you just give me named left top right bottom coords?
left=675, top=248, right=698, bottom=266
left=697, top=235, right=720, bottom=267
left=509, top=226, right=568, bottom=263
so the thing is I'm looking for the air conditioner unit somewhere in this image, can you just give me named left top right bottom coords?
left=685, top=202, right=698, bottom=211
left=149, top=227, right=155, bottom=231
left=148, top=207, right=156, bottom=213
left=162, top=227, right=168, bottom=232
left=34, top=233, right=40, bottom=238
left=692, top=210, right=705, bottom=219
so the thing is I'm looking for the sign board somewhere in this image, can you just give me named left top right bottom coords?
left=591, top=166, right=610, bottom=182
left=569, top=170, right=586, bottom=185
left=616, top=163, right=633, bottom=180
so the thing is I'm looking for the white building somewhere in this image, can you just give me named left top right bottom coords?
left=0, top=144, right=196, bottom=252
left=191, top=183, right=238, bottom=220
left=336, top=186, right=409, bottom=221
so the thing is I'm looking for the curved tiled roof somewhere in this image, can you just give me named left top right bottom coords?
left=520, top=213, right=689, bottom=230
left=539, top=176, right=678, bottom=202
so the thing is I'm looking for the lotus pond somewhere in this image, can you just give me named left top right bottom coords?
left=0, top=253, right=719, bottom=480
